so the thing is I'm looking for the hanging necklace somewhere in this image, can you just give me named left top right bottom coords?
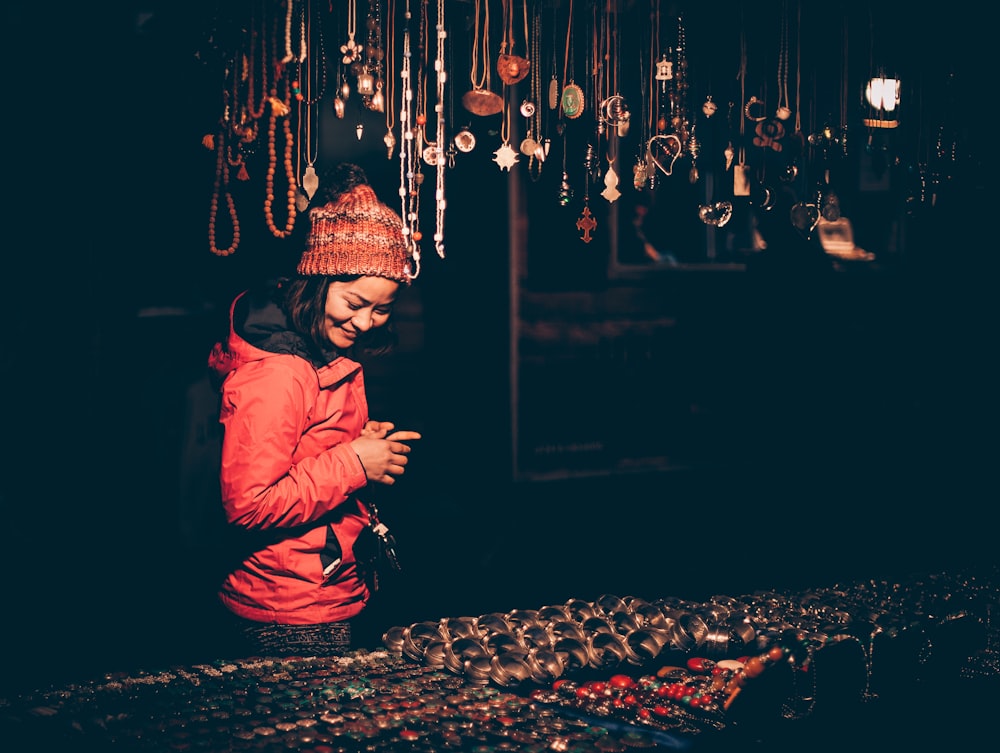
left=522, top=5, right=545, bottom=179
left=432, top=0, right=447, bottom=257
left=362, top=0, right=386, bottom=112
left=493, top=92, right=519, bottom=170
left=462, top=0, right=503, bottom=116
left=775, top=2, right=791, bottom=121
left=492, top=0, right=519, bottom=170
left=340, top=0, right=361, bottom=65
left=399, top=0, right=422, bottom=278
left=383, top=0, right=397, bottom=157
left=415, top=0, right=430, bottom=164
left=598, top=4, right=622, bottom=203
left=296, top=1, right=325, bottom=208
left=559, top=0, right=583, bottom=120
left=548, top=1, right=559, bottom=111
left=557, top=0, right=579, bottom=206
left=246, top=0, right=269, bottom=121
left=207, top=125, right=241, bottom=257
left=733, top=18, right=750, bottom=197
left=577, top=143, right=597, bottom=242
left=263, top=74, right=298, bottom=238
left=633, top=1, right=654, bottom=190
left=282, top=0, right=295, bottom=63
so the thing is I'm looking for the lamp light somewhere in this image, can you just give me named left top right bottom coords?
left=863, top=74, right=901, bottom=129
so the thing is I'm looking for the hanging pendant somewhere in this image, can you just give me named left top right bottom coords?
left=646, top=134, right=682, bottom=176
left=601, top=165, right=621, bottom=203
left=334, top=96, right=345, bottom=119
left=548, top=77, right=559, bottom=109
left=633, top=157, right=648, bottom=190
left=617, top=113, right=630, bottom=138
left=302, top=164, right=319, bottom=199
left=454, top=126, right=476, bottom=153
left=724, top=143, right=735, bottom=171
left=520, top=136, right=539, bottom=157
left=493, top=141, right=519, bottom=171
left=697, top=201, right=734, bottom=227
left=734, top=163, right=751, bottom=196
left=356, top=123, right=364, bottom=140
left=560, top=83, right=585, bottom=119
left=576, top=204, right=597, bottom=242
left=558, top=172, right=573, bottom=205
left=384, top=130, right=397, bottom=159
left=295, top=186, right=311, bottom=212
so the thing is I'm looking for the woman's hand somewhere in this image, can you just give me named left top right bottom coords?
left=352, top=426, right=422, bottom=485
left=360, top=420, right=394, bottom=439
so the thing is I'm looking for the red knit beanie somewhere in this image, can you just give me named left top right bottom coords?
left=297, top=164, right=411, bottom=283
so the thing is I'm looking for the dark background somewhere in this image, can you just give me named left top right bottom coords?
left=3, top=0, right=995, bottom=698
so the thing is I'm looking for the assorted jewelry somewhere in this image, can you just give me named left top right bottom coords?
left=384, top=569, right=996, bottom=734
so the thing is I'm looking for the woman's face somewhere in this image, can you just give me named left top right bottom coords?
left=323, top=276, right=400, bottom=349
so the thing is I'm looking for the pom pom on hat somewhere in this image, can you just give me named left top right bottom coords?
left=297, top=163, right=412, bottom=283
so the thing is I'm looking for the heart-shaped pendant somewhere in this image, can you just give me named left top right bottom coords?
left=697, top=201, right=733, bottom=227
left=790, top=202, right=821, bottom=234
left=646, top=134, right=682, bottom=176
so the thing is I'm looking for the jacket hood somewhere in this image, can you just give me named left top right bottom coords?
left=209, top=285, right=338, bottom=384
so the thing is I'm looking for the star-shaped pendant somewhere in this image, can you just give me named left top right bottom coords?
left=493, top=141, right=519, bottom=171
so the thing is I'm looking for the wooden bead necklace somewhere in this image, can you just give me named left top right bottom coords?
left=264, top=75, right=298, bottom=239
left=245, top=0, right=270, bottom=122
left=208, top=127, right=241, bottom=257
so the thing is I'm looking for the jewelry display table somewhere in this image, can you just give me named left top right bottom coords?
left=2, top=569, right=995, bottom=752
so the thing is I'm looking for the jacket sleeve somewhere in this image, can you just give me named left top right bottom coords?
left=218, top=356, right=368, bottom=530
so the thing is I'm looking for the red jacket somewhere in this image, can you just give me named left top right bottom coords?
left=208, top=289, right=372, bottom=625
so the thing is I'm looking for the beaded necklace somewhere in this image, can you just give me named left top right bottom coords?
left=399, top=0, right=421, bottom=278
left=432, top=0, right=446, bottom=257
left=208, top=127, right=241, bottom=257
left=264, top=74, right=298, bottom=238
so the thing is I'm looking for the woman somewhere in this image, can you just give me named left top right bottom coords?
left=208, top=163, right=421, bottom=656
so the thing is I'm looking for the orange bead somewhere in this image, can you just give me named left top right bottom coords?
left=743, top=657, right=765, bottom=678
left=416, top=114, right=427, bottom=126
left=412, top=230, right=423, bottom=241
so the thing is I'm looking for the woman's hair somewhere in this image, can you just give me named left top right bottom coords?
left=278, top=275, right=397, bottom=358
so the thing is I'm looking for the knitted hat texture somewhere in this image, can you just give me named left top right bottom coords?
left=298, top=181, right=410, bottom=283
